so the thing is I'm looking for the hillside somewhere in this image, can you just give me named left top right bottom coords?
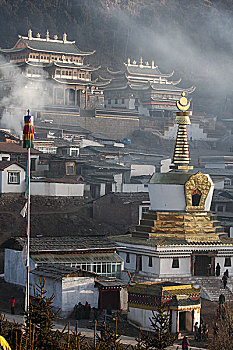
left=0, top=0, right=233, bottom=114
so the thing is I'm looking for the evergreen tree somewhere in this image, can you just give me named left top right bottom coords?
left=211, top=300, right=233, bottom=350
left=25, top=278, right=61, bottom=350
left=139, top=302, right=175, bottom=350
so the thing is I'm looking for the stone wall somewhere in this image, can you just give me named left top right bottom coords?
left=40, top=112, right=139, bottom=139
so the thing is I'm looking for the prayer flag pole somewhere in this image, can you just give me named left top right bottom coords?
left=23, top=109, right=34, bottom=316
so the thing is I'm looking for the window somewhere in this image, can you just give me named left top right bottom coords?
left=69, top=71, right=72, bottom=76
left=115, top=99, right=118, bottom=104
left=224, top=257, right=231, bottom=267
left=66, top=163, right=75, bottom=175
left=217, top=205, right=224, bottom=212
left=136, top=255, right=142, bottom=271
left=126, top=253, right=130, bottom=263
left=56, top=70, right=61, bottom=75
left=31, top=158, right=36, bottom=171
left=8, top=171, right=20, bottom=184
left=108, top=99, right=111, bottom=104
left=71, top=150, right=78, bottom=156
left=148, top=256, right=153, bottom=267
left=122, top=98, right=125, bottom=104
left=172, top=258, right=179, bottom=268
left=62, top=71, right=65, bottom=75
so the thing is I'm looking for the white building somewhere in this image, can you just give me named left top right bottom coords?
left=127, top=282, right=201, bottom=333
left=0, top=161, right=26, bottom=193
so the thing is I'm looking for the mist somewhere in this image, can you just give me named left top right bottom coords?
left=91, top=1, right=233, bottom=114
left=0, top=55, right=52, bottom=136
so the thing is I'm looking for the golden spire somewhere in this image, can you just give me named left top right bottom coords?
left=172, top=92, right=193, bottom=171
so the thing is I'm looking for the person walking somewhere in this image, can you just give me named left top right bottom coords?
left=9, top=296, right=15, bottom=315
left=194, top=321, right=199, bottom=341
left=182, top=336, right=189, bottom=350
left=216, top=263, right=221, bottom=277
left=222, top=273, right=228, bottom=289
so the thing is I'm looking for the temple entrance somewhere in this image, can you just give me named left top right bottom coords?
left=193, top=254, right=215, bottom=276
left=179, top=311, right=193, bottom=332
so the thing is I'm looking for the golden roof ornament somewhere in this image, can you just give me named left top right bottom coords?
left=172, top=92, right=193, bottom=171
left=176, top=92, right=191, bottom=111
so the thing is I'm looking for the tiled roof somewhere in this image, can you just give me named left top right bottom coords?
left=0, top=161, right=26, bottom=170
left=0, top=142, right=40, bottom=154
left=31, top=264, right=79, bottom=279
left=126, top=65, right=172, bottom=77
left=31, top=264, right=97, bottom=279
left=54, top=62, right=99, bottom=70
left=2, top=236, right=118, bottom=253
left=20, top=37, right=94, bottom=56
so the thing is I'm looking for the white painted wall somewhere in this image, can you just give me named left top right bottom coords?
left=100, top=183, right=106, bottom=197
left=0, top=153, right=10, bottom=161
left=128, top=307, right=155, bottom=330
left=215, top=256, right=233, bottom=277
left=120, top=287, right=128, bottom=312
left=130, top=164, right=155, bottom=177
left=159, top=257, right=191, bottom=278
left=31, top=182, right=84, bottom=196
left=114, top=173, right=123, bottom=192
left=33, top=274, right=62, bottom=310
left=128, top=305, right=200, bottom=332
left=62, top=277, right=98, bottom=316
left=149, top=174, right=214, bottom=211
left=80, top=139, right=103, bottom=148
left=161, top=159, right=172, bottom=173
left=122, top=184, right=148, bottom=193
left=4, top=249, right=35, bottom=288
left=214, top=180, right=224, bottom=190
left=164, top=124, right=208, bottom=141
left=1, top=164, right=25, bottom=193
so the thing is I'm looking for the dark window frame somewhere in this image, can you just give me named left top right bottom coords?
left=8, top=171, right=20, bottom=184
left=224, top=257, right=231, bottom=267
left=126, top=253, right=130, bottom=263
left=148, top=256, right=153, bottom=267
left=172, top=258, right=179, bottom=268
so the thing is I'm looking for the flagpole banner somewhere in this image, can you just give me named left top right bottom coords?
left=23, top=109, right=34, bottom=149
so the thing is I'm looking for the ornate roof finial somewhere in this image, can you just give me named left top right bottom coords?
left=28, top=29, right=32, bottom=40
left=128, top=58, right=130, bottom=65
left=176, top=92, right=191, bottom=111
left=63, top=33, right=67, bottom=42
left=36, top=33, right=41, bottom=38
left=172, top=92, right=193, bottom=171
left=46, top=30, right=49, bottom=40
left=139, top=57, right=143, bottom=66
left=152, top=60, right=155, bottom=68
left=54, top=34, right=58, bottom=40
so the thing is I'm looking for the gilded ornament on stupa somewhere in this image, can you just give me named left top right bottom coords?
left=172, top=92, right=193, bottom=171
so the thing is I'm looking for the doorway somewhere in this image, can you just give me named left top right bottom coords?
left=194, top=255, right=214, bottom=276
left=98, top=289, right=120, bottom=310
left=179, top=311, right=193, bottom=332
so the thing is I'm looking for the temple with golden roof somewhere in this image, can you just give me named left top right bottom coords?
left=114, top=93, right=233, bottom=279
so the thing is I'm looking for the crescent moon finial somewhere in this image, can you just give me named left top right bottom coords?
left=176, top=92, right=191, bottom=111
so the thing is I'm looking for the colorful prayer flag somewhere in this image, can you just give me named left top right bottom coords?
left=0, top=336, right=11, bottom=350
left=23, top=109, right=34, bottom=149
